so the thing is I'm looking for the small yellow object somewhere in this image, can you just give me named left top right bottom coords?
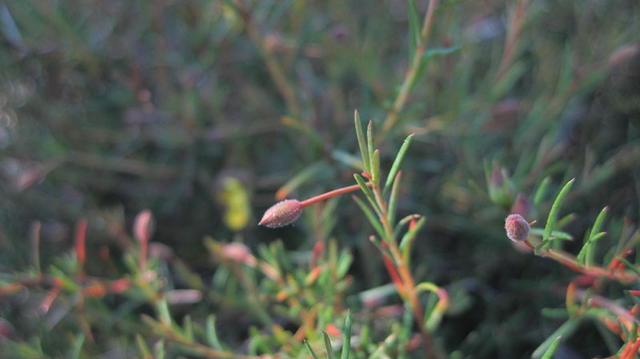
left=219, top=177, right=251, bottom=231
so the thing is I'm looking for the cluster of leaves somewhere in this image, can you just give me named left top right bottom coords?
left=1, top=0, right=640, bottom=358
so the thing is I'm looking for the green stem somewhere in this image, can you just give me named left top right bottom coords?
left=381, top=0, right=440, bottom=138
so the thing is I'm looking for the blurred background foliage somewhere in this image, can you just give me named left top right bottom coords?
left=1, top=0, right=640, bottom=358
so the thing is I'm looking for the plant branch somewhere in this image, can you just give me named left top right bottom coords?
left=381, top=0, right=439, bottom=138
left=300, top=184, right=364, bottom=207
left=526, top=237, right=639, bottom=283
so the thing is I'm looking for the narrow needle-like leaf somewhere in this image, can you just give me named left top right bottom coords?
left=372, top=149, right=381, bottom=186
left=354, top=110, right=370, bottom=172
left=354, top=174, right=383, bottom=217
left=323, top=332, right=336, bottom=359
left=340, top=312, right=352, bottom=359
left=206, top=315, right=224, bottom=350
left=305, top=340, right=320, bottom=359
left=532, top=318, right=580, bottom=358
left=400, top=217, right=426, bottom=263
left=388, top=171, right=402, bottom=225
left=353, top=196, right=386, bottom=240
left=533, top=177, right=551, bottom=206
left=577, top=206, right=609, bottom=265
left=540, top=336, right=562, bottom=359
left=589, top=206, right=608, bottom=242
left=367, top=121, right=375, bottom=171
left=407, top=0, right=420, bottom=59
left=384, top=134, right=415, bottom=195
left=542, top=179, right=575, bottom=248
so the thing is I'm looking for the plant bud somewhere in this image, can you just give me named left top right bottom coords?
left=134, top=210, right=154, bottom=243
left=258, top=199, right=303, bottom=228
left=166, top=289, right=202, bottom=305
left=222, top=243, right=256, bottom=266
left=488, top=164, right=513, bottom=208
left=504, top=213, right=530, bottom=242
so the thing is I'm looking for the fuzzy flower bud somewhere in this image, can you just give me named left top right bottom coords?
left=488, top=164, right=513, bottom=207
left=258, top=199, right=303, bottom=228
left=222, top=243, right=256, bottom=266
left=134, top=210, right=154, bottom=244
left=504, top=213, right=530, bottom=242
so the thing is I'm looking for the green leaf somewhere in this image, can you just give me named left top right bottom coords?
left=340, top=311, right=352, bottom=359
left=183, top=315, right=194, bottom=341
left=533, top=177, right=551, bottom=206
left=371, top=149, right=381, bottom=185
left=305, top=340, right=320, bottom=359
left=354, top=110, right=370, bottom=172
left=367, top=121, right=375, bottom=172
left=532, top=318, right=580, bottom=358
left=529, top=228, right=573, bottom=240
left=400, top=217, right=426, bottom=265
left=359, top=324, right=371, bottom=351
left=370, top=333, right=398, bottom=359
left=69, top=334, right=84, bottom=359
left=410, top=46, right=460, bottom=91
left=156, top=299, right=172, bottom=326
left=136, top=335, right=152, bottom=359
left=491, top=60, right=526, bottom=100
left=323, top=332, right=336, bottom=359
left=384, top=134, right=415, bottom=195
left=354, top=174, right=382, bottom=217
left=353, top=196, right=386, bottom=240
left=332, top=150, right=363, bottom=170
left=577, top=206, right=608, bottom=265
left=540, top=336, right=562, bottom=359
left=407, top=0, right=421, bottom=59
left=589, top=207, right=608, bottom=242
left=206, top=315, right=225, bottom=350
left=400, top=217, right=426, bottom=252
left=542, top=179, right=575, bottom=249
left=387, top=171, right=402, bottom=225
left=337, top=251, right=353, bottom=278
left=154, top=340, right=165, bottom=359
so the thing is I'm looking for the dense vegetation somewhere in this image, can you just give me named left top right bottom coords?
left=1, top=0, right=640, bottom=358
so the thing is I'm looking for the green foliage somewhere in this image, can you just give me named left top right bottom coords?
left=540, top=178, right=575, bottom=250
left=1, top=0, right=640, bottom=358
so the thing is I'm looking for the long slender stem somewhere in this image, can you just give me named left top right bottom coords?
left=527, top=237, right=639, bottom=283
left=381, top=0, right=440, bottom=138
left=370, top=183, right=444, bottom=359
left=300, top=184, right=365, bottom=207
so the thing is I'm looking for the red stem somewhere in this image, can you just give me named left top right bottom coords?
left=300, top=184, right=364, bottom=207
left=75, top=219, right=88, bottom=276
left=382, top=253, right=405, bottom=296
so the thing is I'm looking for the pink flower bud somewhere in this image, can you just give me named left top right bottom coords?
left=490, top=165, right=504, bottom=188
left=134, top=210, right=154, bottom=243
left=222, top=243, right=256, bottom=266
left=166, top=289, right=202, bottom=305
left=258, top=199, right=303, bottom=228
left=505, top=213, right=530, bottom=242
